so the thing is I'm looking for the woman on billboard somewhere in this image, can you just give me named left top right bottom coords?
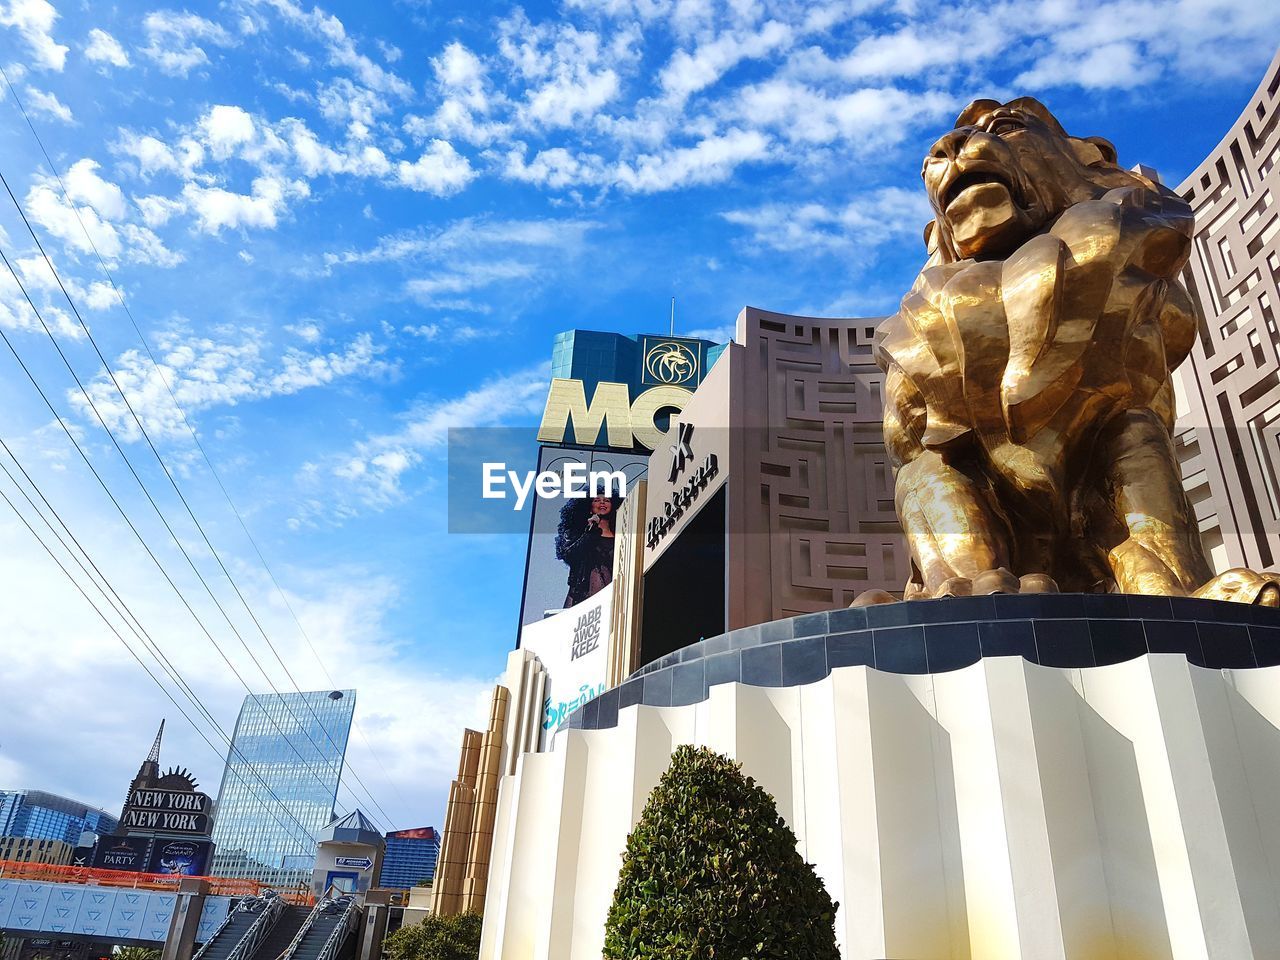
left=556, top=494, right=621, bottom=608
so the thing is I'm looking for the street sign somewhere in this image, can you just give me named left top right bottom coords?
left=335, top=856, right=372, bottom=870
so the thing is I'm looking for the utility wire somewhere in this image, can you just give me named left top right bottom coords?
left=0, top=244, right=374, bottom=831
left=0, top=438, right=327, bottom=853
left=0, top=459, right=322, bottom=855
left=0, top=71, right=408, bottom=825
left=0, top=184, right=386, bottom=824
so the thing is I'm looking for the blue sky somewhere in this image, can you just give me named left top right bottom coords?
left=0, top=0, right=1277, bottom=833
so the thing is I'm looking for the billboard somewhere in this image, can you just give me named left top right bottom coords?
left=520, top=587, right=612, bottom=748
left=146, top=838, right=215, bottom=876
left=91, top=835, right=152, bottom=872
left=517, top=445, right=649, bottom=629
left=120, top=787, right=213, bottom=836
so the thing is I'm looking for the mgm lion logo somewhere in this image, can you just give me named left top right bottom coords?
left=875, top=97, right=1278, bottom=604
left=645, top=341, right=698, bottom=384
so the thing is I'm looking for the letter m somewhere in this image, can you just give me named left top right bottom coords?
left=538, top=379, right=632, bottom=448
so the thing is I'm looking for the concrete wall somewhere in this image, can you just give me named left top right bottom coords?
left=1174, top=46, right=1280, bottom=574
left=479, top=656, right=1280, bottom=959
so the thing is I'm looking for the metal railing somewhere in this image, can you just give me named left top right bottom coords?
left=276, top=887, right=360, bottom=960
left=194, top=890, right=287, bottom=960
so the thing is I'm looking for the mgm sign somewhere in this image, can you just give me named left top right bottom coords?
left=538, top=380, right=691, bottom=452
left=537, top=335, right=710, bottom=452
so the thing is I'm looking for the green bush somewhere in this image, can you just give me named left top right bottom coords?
left=384, top=913, right=482, bottom=960
left=604, top=744, right=840, bottom=959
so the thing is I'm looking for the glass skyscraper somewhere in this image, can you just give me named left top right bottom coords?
left=0, top=790, right=118, bottom=844
left=210, top=689, right=355, bottom=887
left=378, top=827, right=441, bottom=889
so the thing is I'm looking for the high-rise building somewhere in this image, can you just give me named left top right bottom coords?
left=209, top=689, right=355, bottom=887
left=377, top=826, right=441, bottom=890
left=0, top=836, right=73, bottom=865
left=0, top=790, right=117, bottom=845
left=1173, top=46, right=1280, bottom=573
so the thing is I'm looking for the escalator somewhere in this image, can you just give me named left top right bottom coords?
left=250, top=905, right=310, bottom=960
left=194, top=893, right=287, bottom=960
left=278, top=894, right=360, bottom=960
left=194, top=891, right=360, bottom=960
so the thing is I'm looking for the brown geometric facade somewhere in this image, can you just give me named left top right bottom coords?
left=730, top=306, right=909, bottom=624
left=429, top=685, right=508, bottom=917
left=1174, top=46, right=1280, bottom=574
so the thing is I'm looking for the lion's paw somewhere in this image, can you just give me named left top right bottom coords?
left=849, top=569, right=1062, bottom=607
left=1192, top=569, right=1280, bottom=607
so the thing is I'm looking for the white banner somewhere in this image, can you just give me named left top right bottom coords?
left=520, top=588, right=611, bottom=749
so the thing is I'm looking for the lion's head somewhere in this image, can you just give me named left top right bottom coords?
left=923, top=97, right=1146, bottom=263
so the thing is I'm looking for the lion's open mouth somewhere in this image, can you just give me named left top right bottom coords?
left=943, top=170, right=1012, bottom=210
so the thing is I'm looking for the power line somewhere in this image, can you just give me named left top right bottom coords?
left=0, top=228, right=384, bottom=827
left=0, top=350, right=329, bottom=853
left=0, top=244, right=379, bottom=832
left=0, top=439, right=324, bottom=852
left=0, top=209, right=389, bottom=828
left=0, top=72, right=408, bottom=825
left=0, top=456, right=324, bottom=856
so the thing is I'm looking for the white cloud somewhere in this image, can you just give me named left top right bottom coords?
left=315, top=76, right=395, bottom=129
left=659, top=19, right=791, bottom=107
left=616, top=128, right=770, bottom=192
left=26, top=181, right=123, bottom=259
left=1016, top=41, right=1158, bottom=90
left=731, top=80, right=956, bottom=149
left=0, top=0, right=68, bottom=71
left=13, top=253, right=119, bottom=317
left=0, top=265, right=41, bottom=333
left=416, top=42, right=509, bottom=145
left=325, top=216, right=600, bottom=268
left=199, top=105, right=256, bottom=160
left=182, top=176, right=309, bottom=234
left=83, top=280, right=120, bottom=311
left=141, top=10, right=235, bottom=76
left=74, top=329, right=391, bottom=441
left=118, top=222, right=184, bottom=268
left=285, top=321, right=321, bottom=342
left=396, top=140, right=476, bottom=195
left=283, top=118, right=392, bottom=178
left=84, top=27, right=130, bottom=67
left=502, top=146, right=609, bottom=190
left=722, top=187, right=932, bottom=254
left=64, top=159, right=127, bottom=220
left=405, top=261, right=536, bottom=302
left=499, top=17, right=635, bottom=129
left=23, top=176, right=183, bottom=269
left=23, top=85, right=71, bottom=123
left=434, top=42, right=488, bottom=108
left=123, top=135, right=179, bottom=176
left=334, top=364, right=549, bottom=505
left=135, top=194, right=186, bottom=228
left=250, top=0, right=412, bottom=98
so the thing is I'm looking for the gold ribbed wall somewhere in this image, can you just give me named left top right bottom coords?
left=429, top=726, right=482, bottom=916
left=461, top=686, right=509, bottom=914
left=607, top=478, right=647, bottom=688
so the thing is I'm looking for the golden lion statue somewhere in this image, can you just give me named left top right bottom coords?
left=876, top=97, right=1279, bottom=604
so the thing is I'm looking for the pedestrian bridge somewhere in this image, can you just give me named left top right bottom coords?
left=0, top=879, right=231, bottom=943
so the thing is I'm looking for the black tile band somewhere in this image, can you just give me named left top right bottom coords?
left=563, top=595, right=1280, bottom=736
